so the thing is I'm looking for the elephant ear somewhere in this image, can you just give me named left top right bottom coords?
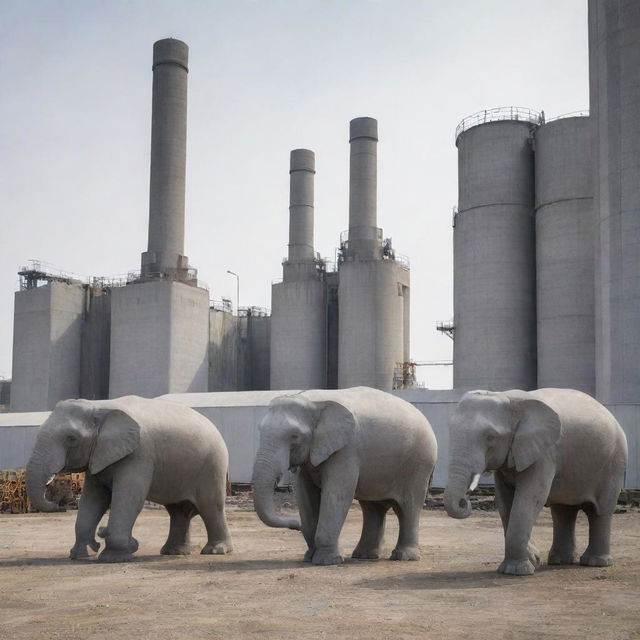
left=309, top=401, right=357, bottom=468
left=507, top=394, right=561, bottom=472
left=89, top=407, right=141, bottom=475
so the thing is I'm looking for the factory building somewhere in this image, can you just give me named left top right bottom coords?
left=270, top=118, right=411, bottom=392
left=9, top=39, right=271, bottom=412
left=9, top=40, right=411, bottom=411
left=450, top=0, right=639, bottom=405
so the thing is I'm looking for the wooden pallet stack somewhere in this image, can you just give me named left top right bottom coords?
left=0, top=469, right=85, bottom=513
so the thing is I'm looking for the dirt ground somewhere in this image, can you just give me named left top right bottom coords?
left=1, top=496, right=639, bottom=640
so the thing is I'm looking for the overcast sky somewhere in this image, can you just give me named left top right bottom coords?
left=0, top=0, right=588, bottom=389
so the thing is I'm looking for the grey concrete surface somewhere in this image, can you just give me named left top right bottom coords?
left=287, top=149, right=315, bottom=263
left=454, top=120, right=537, bottom=391
left=246, top=313, right=271, bottom=391
left=79, top=287, right=111, bottom=401
left=141, top=38, right=191, bottom=280
left=109, top=280, right=209, bottom=398
left=271, top=280, right=326, bottom=390
left=271, top=148, right=327, bottom=390
left=589, top=1, right=640, bottom=403
left=535, top=116, right=595, bottom=394
left=209, top=308, right=242, bottom=392
left=347, top=117, right=379, bottom=259
left=10, top=282, right=85, bottom=412
left=338, top=260, right=409, bottom=391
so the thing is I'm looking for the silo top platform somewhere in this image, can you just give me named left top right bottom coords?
left=455, top=106, right=542, bottom=144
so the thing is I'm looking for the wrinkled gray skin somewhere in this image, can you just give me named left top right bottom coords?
left=26, top=396, right=233, bottom=563
left=252, top=387, right=437, bottom=565
left=444, top=388, right=628, bottom=575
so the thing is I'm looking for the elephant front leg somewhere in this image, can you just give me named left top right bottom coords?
left=70, top=474, right=110, bottom=560
left=498, top=465, right=553, bottom=576
left=295, top=467, right=321, bottom=562
left=580, top=505, right=613, bottom=567
left=495, top=473, right=539, bottom=569
left=312, top=457, right=358, bottom=566
left=98, top=466, right=150, bottom=563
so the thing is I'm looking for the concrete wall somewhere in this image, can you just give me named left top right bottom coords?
left=246, top=315, right=271, bottom=391
left=0, top=380, right=10, bottom=409
left=10, top=282, right=85, bottom=412
left=535, top=117, right=595, bottom=394
left=454, top=120, right=537, bottom=391
left=270, top=280, right=327, bottom=390
left=109, top=280, right=209, bottom=398
left=1, top=390, right=639, bottom=490
left=589, top=0, right=640, bottom=403
left=338, top=260, right=409, bottom=391
left=80, top=288, right=111, bottom=400
left=209, top=308, right=241, bottom=391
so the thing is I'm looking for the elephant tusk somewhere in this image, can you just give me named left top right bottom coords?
left=469, top=473, right=481, bottom=492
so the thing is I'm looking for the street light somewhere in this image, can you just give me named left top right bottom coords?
left=226, top=270, right=239, bottom=315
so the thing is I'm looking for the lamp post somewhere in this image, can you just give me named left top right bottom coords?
left=226, top=270, right=239, bottom=315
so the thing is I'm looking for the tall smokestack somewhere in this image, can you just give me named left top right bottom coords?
left=288, top=149, right=315, bottom=262
left=348, top=117, right=378, bottom=258
left=141, top=38, right=190, bottom=279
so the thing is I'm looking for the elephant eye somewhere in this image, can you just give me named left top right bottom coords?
left=486, top=432, right=496, bottom=443
left=65, top=434, right=79, bottom=445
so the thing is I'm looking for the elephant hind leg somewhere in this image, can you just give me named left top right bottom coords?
left=196, top=485, right=233, bottom=555
left=580, top=504, right=613, bottom=567
left=352, top=500, right=388, bottom=560
left=548, top=504, right=579, bottom=565
left=161, top=501, right=197, bottom=555
left=390, top=498, right=422, bottom=561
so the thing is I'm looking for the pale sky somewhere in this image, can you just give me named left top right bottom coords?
left=0, top=0, right=589, bottom=389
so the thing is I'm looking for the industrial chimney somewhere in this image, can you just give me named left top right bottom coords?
left=270, top=149, right=327, bottom=390
left=338, top=117, right=410, bottom=391
left=141, top=38, right=192, bottom=282
left=347, top=117, right=379, bottom=259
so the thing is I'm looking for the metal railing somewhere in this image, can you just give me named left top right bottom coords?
left=455, top=106, right=543, bottom=142
left=544, top=110, right=589, bottom=123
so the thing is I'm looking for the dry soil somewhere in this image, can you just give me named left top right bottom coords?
left=1, top=497, right=639, bottom=640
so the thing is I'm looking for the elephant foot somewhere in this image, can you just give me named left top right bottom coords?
left=303, top=548, right=315, bottom=563
left=548, top=549, right=578, bottom=565
left=351, top=547, right=381, bottom=560
left=498, top=558, right=536, bottom=576
left=390, top=546, right=420, bottom=561
left=311, top=548, right=344, bottom=566
left=201, top=540, right=233, bottom=555
left=69, top=540, right=100, bottom=560
left=580, top=553, right=612, bottom=567
left=527, top=543, right=541, bottom=568
left=98, top=548, right=135, bottom=563
left=98, top=528, right=138, bottom=553
left=161, top=543, right=192, bottom=556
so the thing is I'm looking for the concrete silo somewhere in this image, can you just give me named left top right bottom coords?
left=535, top=115, right=594, bottom=394
left=338, top=118, right=410, bottom=391
left=270, top=150, right=327, bottom=390
left=589, top=0, right=640, bottom=403
left=453, top=110, right=538, bottom=391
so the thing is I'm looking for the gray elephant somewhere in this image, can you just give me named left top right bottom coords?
left=444, top=388, right=628, bottom=575
left=252, top=387, right=437, bottom=565
left=26, top=395, right=233, bottom=563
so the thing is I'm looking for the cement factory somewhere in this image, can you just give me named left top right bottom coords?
left=1, top=1, right=639, bottom=489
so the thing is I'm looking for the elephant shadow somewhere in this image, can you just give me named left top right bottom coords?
left=356, top=569, right=529, bottom=590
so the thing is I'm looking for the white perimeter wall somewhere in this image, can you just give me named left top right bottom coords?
left=1, top=390, right=639, bottom=490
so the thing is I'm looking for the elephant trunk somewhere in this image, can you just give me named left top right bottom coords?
left=252, top=445, right=301, bottom=530
left=444, top=462, right=476, bottom=520
left=25, top=433, right=66, bottom=513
